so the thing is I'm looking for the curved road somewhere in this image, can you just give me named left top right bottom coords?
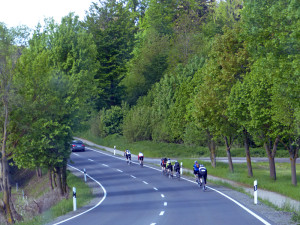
left=52, top=146, right=273, bottom=225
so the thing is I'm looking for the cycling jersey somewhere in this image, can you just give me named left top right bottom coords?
left=138, top=152, right=144, bottom=160
left=174, top=162, right=180, bottom=172
left=161, top=158, right=167, bottom=167
left=124, top=150, right=131, bottom=160
left=198, top=165, right=207, bottom=185
left=167, top=163, right=173, bottom=171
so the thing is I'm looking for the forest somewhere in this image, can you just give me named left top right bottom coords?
left=0, top=0, right=299, bottom=223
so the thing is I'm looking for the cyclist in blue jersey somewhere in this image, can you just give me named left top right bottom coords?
left=193, top=161, right=200, bottom=183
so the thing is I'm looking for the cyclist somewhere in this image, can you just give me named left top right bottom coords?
left=166, top=159, right=173, bottom=177
left=198, top=164, right=207, bottom=190
left=138, top=152, right=144, bottom=166
left=193, top=161, right=200, bottom=183
left=161, top=157, right=167, bottom=173
left=174, top=160, right=180, bottom=177
left=124, top=149, right=131, bottom=164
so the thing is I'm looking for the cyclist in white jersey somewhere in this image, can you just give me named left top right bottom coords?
left=124, top=149, right=131, bottom=163
left=138, top=152, right=144, bottom=166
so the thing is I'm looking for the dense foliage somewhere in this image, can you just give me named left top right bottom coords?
left=0, top=0, right=299, bottom=223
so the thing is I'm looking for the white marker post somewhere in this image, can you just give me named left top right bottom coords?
left=114, top=146, right=116, bottom=155
left=254, top=180, right=258, bottom=205
left=180, top=162, right=183, bottom=175
left=84, top=168, right=87, bottom=182
left=73, top=187, right=77, bottom=211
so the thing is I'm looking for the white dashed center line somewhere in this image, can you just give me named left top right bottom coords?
left=131, top=175, right=136, bottom=179
left=117, top=169, right=123, bottom=172
left=102, top=164, right=108, bottom=167
left=143, top=181, right=148, bottom=184
left=88, top=159, right=94, bottom=162
left=153, top=187, right=158, bottom=191
left=161, top=194, right=165, bottom=198
left=159, top=211, right=165, bottom=216
left=164, top=202, right=167, bottom=206
left=73, top=153, right=79, bottom=156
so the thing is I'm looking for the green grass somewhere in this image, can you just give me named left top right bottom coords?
left=78, top=130, right=290, bottom=158
left=15, top=171, right=94, bottom=225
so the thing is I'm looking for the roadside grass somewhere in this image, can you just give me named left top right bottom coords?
left=15, top=170, right=93, bottom=225
left=180, top=158, right=300, bottom=201
left=78, top=131, right=290, bottom=158
left=78, top=131, right=299, bottom=201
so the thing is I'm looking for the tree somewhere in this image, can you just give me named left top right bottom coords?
left=0, top=23, right=23, bottom=224
left=240, top=0, right=300, bottom=182
left=13, top=14, right=99, bottom=194
left=192, top=25, right=248, bottom=172
left=85, top=0, right=136, bottom=108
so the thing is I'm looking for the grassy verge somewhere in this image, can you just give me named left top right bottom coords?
left=15, top=171, right=94, bottom=225
left=78, top=131, right=290, bottom=158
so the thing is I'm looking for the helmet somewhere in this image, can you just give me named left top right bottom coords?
left=195, top=161, right=198, bottom=163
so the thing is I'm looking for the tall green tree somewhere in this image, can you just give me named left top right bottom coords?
left=192, top=25, right=248, bottom=172
left=239, top=0, right=300, bottom=182
left=13, top=14, right=99, bottom=194
left=85, top=0, right=136, bottom=108
left=0, top=23, right=23, bottom=224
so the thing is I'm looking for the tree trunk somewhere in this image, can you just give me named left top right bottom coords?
left=224, top=136, right=234, bottom=173
left=264, top=136, right=279, bottom=180
left=1, top=158, right=14, bottom=224
left=208, top=137, right=216, bottom=168
left=244, top=129, right=253, bottom=177
left=290, top=157, right=297, bottom=186
left=36, top=167, right=42, bottom=178
left=56, top=167, right=64, bottom=196
left=49, top=169, right=54, bottom=189
left=62, top=159, right=68, bottom=194
left=1, top=101, right=15, bottom=224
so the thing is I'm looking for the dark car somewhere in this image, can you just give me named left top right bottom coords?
left=71, top=140, right=85, bottom=152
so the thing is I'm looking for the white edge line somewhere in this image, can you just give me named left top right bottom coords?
left=87, top=147, right=271, bottom=225
left=53, top=165, right=107, bottom=225
left=208, top=186, right=271, bottom=225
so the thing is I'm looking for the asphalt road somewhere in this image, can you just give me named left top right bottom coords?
left=52, top=146, right=274, bottom=225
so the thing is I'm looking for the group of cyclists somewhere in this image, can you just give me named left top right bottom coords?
left=160, top=157, right=181, bottom=178
left=124, top=149, right=144, bottom=166
left=124, top=149, right=207, bottom=190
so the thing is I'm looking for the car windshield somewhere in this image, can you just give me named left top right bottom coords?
left=72, top=140, right=83, bottom=144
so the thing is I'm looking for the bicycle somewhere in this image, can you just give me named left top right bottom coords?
left=139, top=159, right=143, bottom=167
left=166, top=168, right=173, bottom=179
left=127, top=156, right=132, bottom=165
left=174, top=169, right=180, bottom=180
